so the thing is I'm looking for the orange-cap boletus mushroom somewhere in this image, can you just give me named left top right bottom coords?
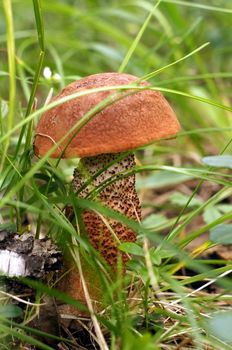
left=34, top=72, right=180, bottom=310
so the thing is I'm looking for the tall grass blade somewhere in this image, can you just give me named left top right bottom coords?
left=118, top=0, right=161, bottom=73
left=1, top=0, right=16, bottom=171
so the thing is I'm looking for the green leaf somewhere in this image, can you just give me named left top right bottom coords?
left=210, top=224, right=232, bottom=245
left=142, top=214, right=168, bottom=229
left=150, top=248, right=162, bottom=266
left=169, top=192, right=202, bottom=208
left=119, top=242, right=144, bottom=256
left=203, top=207, right=222, bottom=224
left=123, top=330, right=160, bottom=350
left=0, top=304, right=22, bottom=318
left=208, top=311, right=232, bottom=344
left=216, top=204, right=232, bottom=213
left=158, top=249, right=174, bottom=259
left=202, top=155, right=232, bottom=169
left=136, top=171, right=193, bottom=190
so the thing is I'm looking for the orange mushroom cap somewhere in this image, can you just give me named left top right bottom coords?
left=34, top=72, right=180, bottom=158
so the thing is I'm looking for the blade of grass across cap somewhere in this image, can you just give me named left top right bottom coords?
left=1, top=82, right=232, bottom=149
left=0, top=87, right=142, bottom=209
left=0, top=85, right=139, bottom=145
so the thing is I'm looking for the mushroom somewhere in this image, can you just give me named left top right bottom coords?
left=34, top=72, right=180, bottom=310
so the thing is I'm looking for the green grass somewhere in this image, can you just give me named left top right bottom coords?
left=0, top=0, right=232, bottom=349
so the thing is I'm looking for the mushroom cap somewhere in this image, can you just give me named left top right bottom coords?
left=34, top=72, right=180, bottom=158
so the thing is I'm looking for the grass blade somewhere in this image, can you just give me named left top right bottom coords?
left=1, top=0, right=16, bottom=171
left=118, top=0, right=161, bottom=73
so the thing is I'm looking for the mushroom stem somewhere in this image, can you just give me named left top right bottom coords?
left=72, top=153, right=141, bottom=265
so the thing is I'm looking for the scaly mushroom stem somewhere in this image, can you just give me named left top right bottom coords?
left=72, top=153, right=141, bottom=265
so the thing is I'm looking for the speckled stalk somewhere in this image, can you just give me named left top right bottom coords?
left=73, top=153, right=141, bottom=265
